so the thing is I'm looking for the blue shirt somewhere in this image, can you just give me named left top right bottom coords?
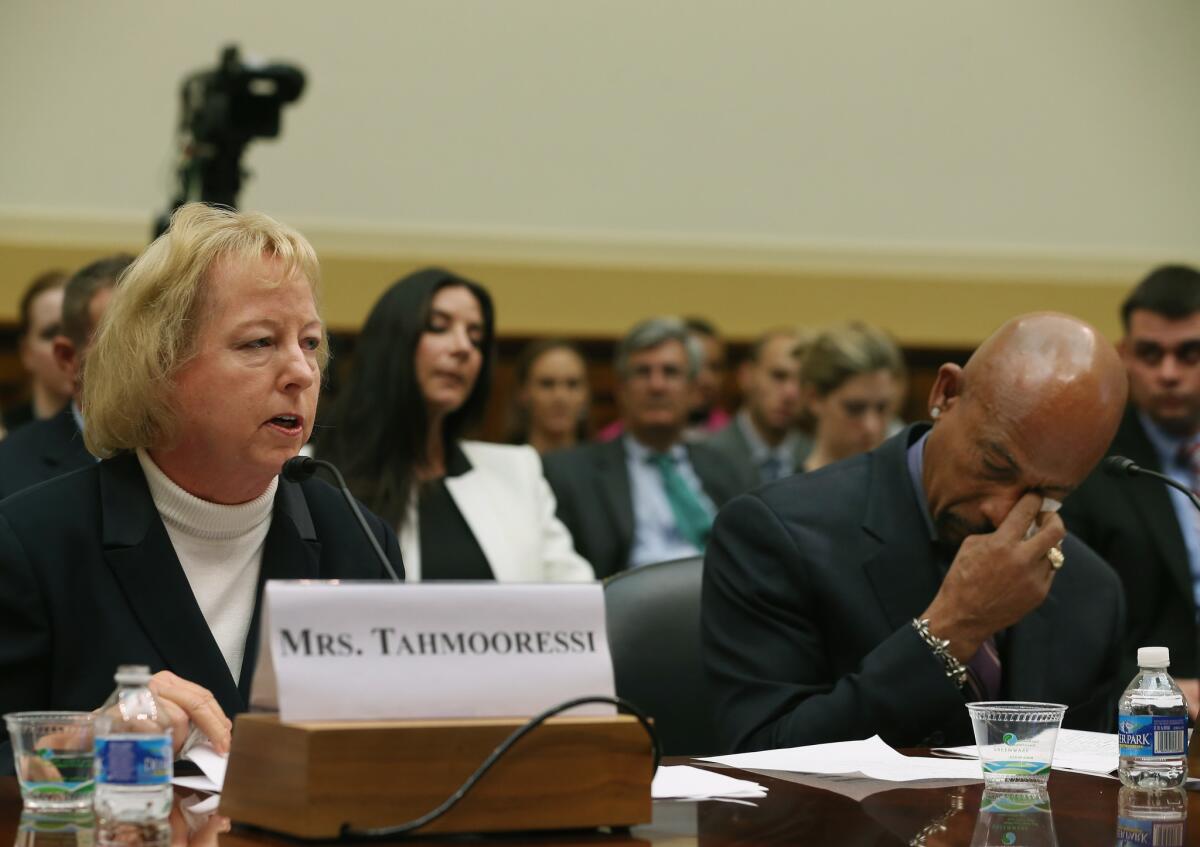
left=624, top=436, right=717, bottom=568
left=1137, top=411, right=1200, bottom=615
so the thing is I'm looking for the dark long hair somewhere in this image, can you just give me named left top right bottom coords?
left=324, top=267, right=495, bottom=527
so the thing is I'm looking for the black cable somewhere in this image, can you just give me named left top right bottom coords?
left=339, top=695, right=661, bottom=840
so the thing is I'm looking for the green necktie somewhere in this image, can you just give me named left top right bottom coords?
left=650, top=453, right=713, bottom=551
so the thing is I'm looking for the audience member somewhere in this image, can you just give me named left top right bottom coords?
left=684, top=317, right=732, bottom=437
left=704, top=313, right=1127, bottom=752
left=1062, top=265, right=1200, bottom=692
left=0, top=254, right=133, bottom=499
left=322, top=268, right=593, bottom=582
left=543, top=317, right=753, bottom=578
left=0, top=204, right=402, bottom=771
left=7, top=270, right=72, bottom=430
left=801, top=322, right=905, bottom=472
left=705, top=329, right=809, bottom=487
left=509, top=338, right=590, bottom=454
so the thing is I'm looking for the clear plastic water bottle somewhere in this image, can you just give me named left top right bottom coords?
left=1118, top=646, right=1188, bottom=789
left=93, top=665, right=173, bottom=826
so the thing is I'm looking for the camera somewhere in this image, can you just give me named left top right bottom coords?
left=154, top=45, right=305, bottom=236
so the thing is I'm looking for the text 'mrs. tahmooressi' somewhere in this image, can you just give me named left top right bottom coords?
left=278, top=627, right=600, bottom=658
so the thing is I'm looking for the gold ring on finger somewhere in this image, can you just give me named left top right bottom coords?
left=1047, top=547, right=1065, bottom=571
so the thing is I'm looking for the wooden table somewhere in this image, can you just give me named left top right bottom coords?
left=2, top=760, right=1195, bottom=846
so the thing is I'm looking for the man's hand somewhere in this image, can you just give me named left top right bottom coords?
left=146, top=671, right=232, bottom=756
left=921, top=493, right=1065, bottom=661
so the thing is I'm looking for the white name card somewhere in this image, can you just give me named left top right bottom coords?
left=249, top=581, right=616, bottom=722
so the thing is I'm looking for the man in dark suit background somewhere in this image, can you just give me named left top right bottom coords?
left=704, top=313, right=1129, bottom=752
left=544, top=317, right=753, bottom=579
left=705, top=328, right=810, bottom=488
left=0, top=253, right=132, bottom=499
left=1061, top=265, right=1200, bottom=696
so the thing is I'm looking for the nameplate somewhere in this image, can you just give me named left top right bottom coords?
left=249, top=581, right=616, bottom=722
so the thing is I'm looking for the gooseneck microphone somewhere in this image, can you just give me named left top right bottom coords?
left=1102, top=455, right=1200, bottom=514
left=281, top=456, right=401, bottom=583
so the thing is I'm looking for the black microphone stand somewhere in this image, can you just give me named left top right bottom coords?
left=282, top=456, right=401, bottom=583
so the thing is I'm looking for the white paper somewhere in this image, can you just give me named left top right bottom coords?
left=172, top=774, right=221, bottom=793
left=698, top=735, right=982, bottom=782
left=183, top=742, right=228, bottom=788
left=251, top=581, right=616, bottom=722
left=651, top=766, right=767, bottom=800
left=742, top=769, right=979, bottom=803
left=933, top=728, right=1117, bottom=776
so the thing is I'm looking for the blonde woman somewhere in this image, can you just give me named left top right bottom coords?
left=0, top=204, right=403, bottom=766
left=801, top=323, right=906, bottom=472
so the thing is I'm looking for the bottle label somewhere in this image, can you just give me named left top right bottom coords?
left=1118, top=715, right=1187, bottom=757
left=95, top=737, right=172, bottom=785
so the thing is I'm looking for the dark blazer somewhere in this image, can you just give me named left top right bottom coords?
left=1061, top=406, right=1196, bottom=680
left=702, top=424, right=1125, bottom=753
left=704, top=416, right=812, bottom=490
left=0, top=452, right=404, bottom=771
left=542, top=437, right=754, bottom=579
left=0, top=406, right=94, bottom=500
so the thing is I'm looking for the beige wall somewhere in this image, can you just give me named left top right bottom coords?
left=1, top=1, right=1197, bottom=343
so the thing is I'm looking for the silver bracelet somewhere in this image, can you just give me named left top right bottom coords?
left=911, top=618, right=968, bottom=688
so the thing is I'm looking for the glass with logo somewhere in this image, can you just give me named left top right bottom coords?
left=966, top=701, right=1067, bottom=789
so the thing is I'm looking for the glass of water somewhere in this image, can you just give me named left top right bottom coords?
left=4, top=712, right=97, bottom=811
left=966, top=701, right=1067, bottom=789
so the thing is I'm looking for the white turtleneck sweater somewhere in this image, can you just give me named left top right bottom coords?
left=136, top=450, right=277, bottom=683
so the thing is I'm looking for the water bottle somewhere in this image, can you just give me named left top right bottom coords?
left=1118, top=646, right=1188, bottom=789
left=93, top=665, right=173, bottom=826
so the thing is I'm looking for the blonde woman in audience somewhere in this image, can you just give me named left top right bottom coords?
left=0, top=204, right=402, bottom=771
left=322, top=268, right=593, bottom=583
left=801, top=322, right=906, bottom=472
left=510, top=339, right=590, bottom=454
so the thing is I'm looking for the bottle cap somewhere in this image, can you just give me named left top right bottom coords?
left=114, top=664, right=152, bottom=685
left=1137, top=646, right=1170, bottom=668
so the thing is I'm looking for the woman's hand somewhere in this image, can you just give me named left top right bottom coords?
left=146, top=671, right=232, bottom=755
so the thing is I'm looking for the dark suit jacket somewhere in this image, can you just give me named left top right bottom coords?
left=704, top=416, right=812, bottom=490
left=703, top=424, right=1125, bottom=753
left=0, top=452, right=404, bottom=772
left=1061, top=406, right=1196, bottom=680
left=0, top=406, right=94, bottom=500
left=543, top=437, right=754, bottom=579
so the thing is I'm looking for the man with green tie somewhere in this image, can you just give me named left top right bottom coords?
left=543, top=318, right=754, bottom=578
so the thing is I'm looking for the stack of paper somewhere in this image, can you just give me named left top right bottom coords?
left=698, top=735, right=983, bottom=782
left=651, top=766, right=768, bottom=801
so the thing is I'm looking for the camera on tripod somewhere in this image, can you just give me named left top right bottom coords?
left=154, top=44, right=305, bottom=236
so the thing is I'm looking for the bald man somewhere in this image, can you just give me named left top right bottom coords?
left=703, top=314, right=1129, bottom=752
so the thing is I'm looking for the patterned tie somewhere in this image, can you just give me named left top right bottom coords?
left=650, top=453, right=714, bottom=551
left=964, top=637, right=1002, bottom=701
left=761, top=455, right=787, bottom=483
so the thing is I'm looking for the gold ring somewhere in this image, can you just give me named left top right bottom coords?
left=1047, top=547, right=1065, bottom=571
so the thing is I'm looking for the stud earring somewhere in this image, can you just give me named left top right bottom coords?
left=930, top=407, right=941, bottom=419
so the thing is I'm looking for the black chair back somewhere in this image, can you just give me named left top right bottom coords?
left=604, top=556, right=719, bottom=756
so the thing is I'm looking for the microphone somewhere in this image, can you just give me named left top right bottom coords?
left=281, top=456, right=401, bottom=583
left=1102, top=454, right=1200, bottom=513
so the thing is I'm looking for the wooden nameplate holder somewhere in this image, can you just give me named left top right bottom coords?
left=219, top=712, right=654, bottom=838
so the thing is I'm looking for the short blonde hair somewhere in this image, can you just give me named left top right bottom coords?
left=800, top=322, right=905, bottom=397
left=83, top=203, right=324, bottom=458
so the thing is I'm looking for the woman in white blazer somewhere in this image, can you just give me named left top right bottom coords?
left=322, top=268, right=593, bottom=582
